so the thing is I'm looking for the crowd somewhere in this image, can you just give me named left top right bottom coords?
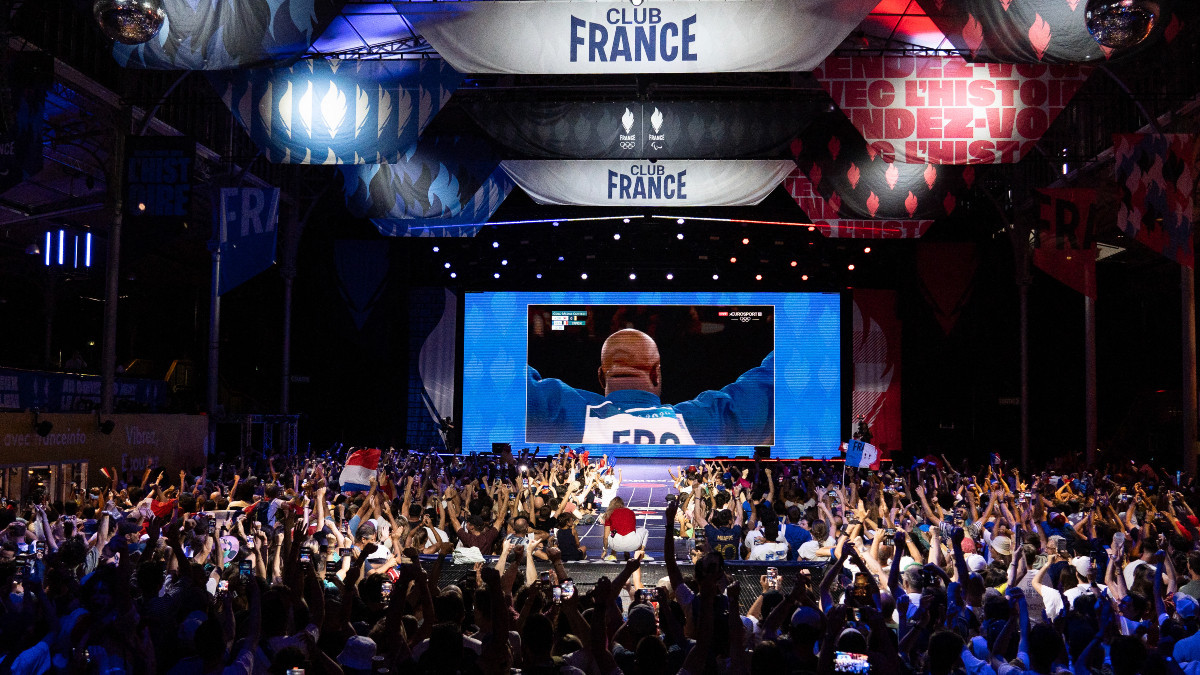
left=2, top=445, right=1200, bottom=675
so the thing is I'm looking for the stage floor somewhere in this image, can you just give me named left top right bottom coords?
left=578, top=459, right=677, bottom=559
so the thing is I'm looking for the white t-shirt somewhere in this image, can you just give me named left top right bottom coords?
left=748, top=541, right=788, bottom=561
left=798, top=539, right=832, bottom=561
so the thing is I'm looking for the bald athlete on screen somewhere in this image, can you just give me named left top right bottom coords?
left=527, top=328, right=774, bottom=446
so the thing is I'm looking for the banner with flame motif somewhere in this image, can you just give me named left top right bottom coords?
left=208, top=59, right=461, bottom=164
left=371, top=169, right=515, bottom=238
left=916, top=0, right=1181, bottom=64
left=115, top=0, right=344, bottom=69
left=785, top=168, right=933, bottom=239
left=852, top=289, right=902, bottom=456
left=1114, top=134, right=1198, bottom=267
left=813, top=55, right=1090, bottom=165
left=461, top=99, right=817, bottom=159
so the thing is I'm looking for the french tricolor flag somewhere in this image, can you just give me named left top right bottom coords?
left=339, top=448, right=380, bottom=492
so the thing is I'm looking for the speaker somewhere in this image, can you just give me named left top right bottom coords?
left=754, top=446, right=770, bottom=459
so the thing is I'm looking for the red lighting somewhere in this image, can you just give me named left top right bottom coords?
left=801, top=274, right=809, bottom=281
left=730, top=257, right=737, bottom=263
left=790, top=261, right=797, bottom=267
left=755, top=274, right=762, bottom=281
left=742, top=238, right=750, bottom=245
left=807, top=226, right=816, bottom=232
left=848, top=264, right=855, bottom=271
left=863, top=247, right=871, bottom=253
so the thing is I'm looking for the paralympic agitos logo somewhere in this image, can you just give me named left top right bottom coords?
left=570, top=8, right=698, bottom=63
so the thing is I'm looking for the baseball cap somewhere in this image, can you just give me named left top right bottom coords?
left=990, top=536, right=1013, bottom=557
left=791, top=606, right=824, bottom=629
left=1175, top=593, right=1198, bottom=620
left=1071, top=556, right=1092, bottom=579
left=966, top=553, right=988, bottom=573
left=338, top=636, right=377, bottom=671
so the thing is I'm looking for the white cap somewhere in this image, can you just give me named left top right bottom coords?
left=966, top=553, right=988, bottom=573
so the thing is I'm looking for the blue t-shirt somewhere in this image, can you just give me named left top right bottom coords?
left=527, top=352, right=774, bottom=446
left=705, top=524, right=742, bottom=561
left=782, top=522, right=812, bottom=561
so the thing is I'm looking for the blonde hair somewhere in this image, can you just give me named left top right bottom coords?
left=608, top=495, right=625, bottom=510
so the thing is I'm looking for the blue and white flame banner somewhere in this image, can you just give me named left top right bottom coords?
left=395, top=0, right=879, bottom=75
left=501, top=159, right=794, bottom=207
left=115, top=0, right=344, bottom=70
left=370, top=170, right=515, bottom=238
left=341, top=134, right=500, bottom=219
left=209, top=59, right=461, bottom=164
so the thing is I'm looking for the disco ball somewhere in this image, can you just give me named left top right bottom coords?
left=1085, top=0, right=1161, bottom=50
left=93, top=0, right=166, bottom=45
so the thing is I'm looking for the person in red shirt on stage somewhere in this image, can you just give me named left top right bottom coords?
left=600, top=495, right=651, bottom=561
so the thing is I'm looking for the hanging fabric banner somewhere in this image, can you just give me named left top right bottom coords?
left=915, top=0, right=1178, bottom=64
left=215, top=187, right=281, bottom=295
left=784, top=168, right=933, bottom=239
left=916, top=243, right=979, bottom=336
left=209, top=59, right=461, bottom=164
left=813, top=55, right=1090, bottom=165
left=792, top=114, right=984, bottom=221
left=461, top=99, right=817, bottom=159
left=1115, top=134, right=1198, bottom=267
left=0, top=51, right=52, bottom=194
left=371, top=169, right=515, bottom=238
left=501, top=159, right=793, bottom=207
left=341, top=135, right=500, bottom=219
left=396, top=0, right=878, bottom=75
left=114, top=0, right=344, bottom=69
left=1033, top=188, right=1097, bottom=297
left=852, top=289, right=902, bottom=457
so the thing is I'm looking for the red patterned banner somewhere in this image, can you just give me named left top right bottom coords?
left=1115, top=134, right=1198, bottom=268
left=1033, top=188, right=1097, bottom=298
left=784, top=168, right=932, bottom=239
left=813, top=55, right=1090, bottom=164
left=853, top=289, right=902, bottom=456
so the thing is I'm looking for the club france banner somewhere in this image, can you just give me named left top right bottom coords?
left=341, top=135, right=500, bottom=220
left=462, top=99, right=818, bottom=159
left=372, top=169, right=515, bottom=238
left=209, top=59, right=461, bottom=164
left=792, top=113, right=985, bottom=221
left=216, top=187, right=280, bottom=295
left=1115, top=134, right=1198, bottom=267
left=915, top=0, right=1179, bottom=64
left=813, top=55, right=1090, bottom=165
left=395, top=0, right=879, bottom=75
left=784, top=168, right=933, bottom=239
left=114, top=0, right=344, bottom=69
left=501, top=160, right=794, bottom=207
left=1033, top=188, right=1097, bottom=297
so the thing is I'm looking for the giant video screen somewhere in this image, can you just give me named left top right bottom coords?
left=463, top=292, right=842, bottom=459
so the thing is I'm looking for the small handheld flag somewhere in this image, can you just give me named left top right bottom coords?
left=339, top=448, right=381, bottom=492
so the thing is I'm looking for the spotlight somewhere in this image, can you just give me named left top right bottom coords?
left=666, top=273, right=674, bottom=280
left=553, top=221, right=559, bottom=227
left=536, top=273, right=543, bottom=279
left=32, top=411, right=52, bottom=438
left=863, top=247, right=871, bottom=254
left=558, top=256, right=565, bottom=261
left=623, top=218, right=631, bottom=223
left=450, top=272, right=457, bottom=279
left=790, top=261, right=798, bottom=267
left=848, top=264, right=855, bottom=271
left=755, top=274, right=763, bottom=281
left=801, top=274, right=809, bottom=281
left=629, top=273, right=637, bottom=280
left=493, top=272, right=500, bottom=279
left=677, top=218, right=685, bottom=225
left=492, top=241, right=499, bottom=248
left=444, top=262, right=451, bottom=269
left=613, top=233, right=621, bottom=240
left=93, top=0, right=165, bottom=45
left=807, top=226, right=816, bottom=232
left=712, top=274, right=719, bottom=280
left=676, top=233, right=684, bottom=240
left=501, top=259, right=508, bottom=266
left=581, top=273, right=588, bottom=280
left=432, top=246, right=440, bottom=253
left=730, top=257, right=737, bottom=263
left=742, top=238, right=750, bottom=245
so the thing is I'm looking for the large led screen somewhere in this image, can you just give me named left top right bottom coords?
left=463, top=292, right=842, bottom=459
